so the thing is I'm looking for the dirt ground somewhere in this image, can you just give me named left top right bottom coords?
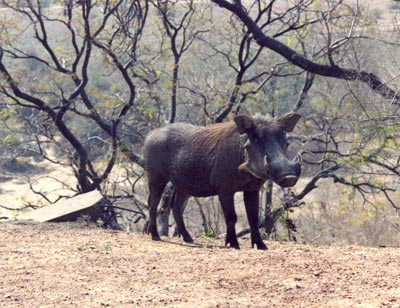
left=0, top=221, right=399, bottom=308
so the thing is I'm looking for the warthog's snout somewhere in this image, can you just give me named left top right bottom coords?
left=270, top=153, right=302, bottom=187
left=276, top=175, right=299, bottom=187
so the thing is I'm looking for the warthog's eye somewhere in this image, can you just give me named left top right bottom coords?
left=278, top=131, right=288, bottom=148
left=284, top=141, right=289, bottom=149
left=251, top=130, right=263, bottom=144
left=284, top=135, right=289, bottom=149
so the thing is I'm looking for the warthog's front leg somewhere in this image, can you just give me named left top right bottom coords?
left=244, top=191, right=267, bottom=250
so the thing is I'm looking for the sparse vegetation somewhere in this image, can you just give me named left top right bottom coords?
left=77, top=244, right=112, bottom=252
left=202, top=229, right=218, bottom=238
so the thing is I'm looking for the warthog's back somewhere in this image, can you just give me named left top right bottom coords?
left=143, top=122, right=200, bottom=180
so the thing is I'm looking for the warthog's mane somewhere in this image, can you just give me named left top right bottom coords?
left=187, top=114, right=274, bottom=160
left=191, top=121, right=238, bottom=153
left=252, top=114, right=274, bottom=126
left=193, top=114, right=273, bottom=145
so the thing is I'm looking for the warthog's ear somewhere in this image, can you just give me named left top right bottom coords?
left=277, top=112, right=301, bottom=132
left=234, top=115, right=256, bottom=134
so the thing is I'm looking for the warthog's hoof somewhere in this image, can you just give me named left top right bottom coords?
left=225, top=236, right=240, bottom=249
left=253, top=241, right=268, bottom=250
left=183, top=235, right=194, bottom=243
left=152, top=234, right=162, bottom=241
left=225, top=240, right=240, bottom=249
left=228, top=244, right=240, bottom=250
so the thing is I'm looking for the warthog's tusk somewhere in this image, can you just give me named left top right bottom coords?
left=293, top=152, right=303, bottom=165
left=238, top=162, right=249, bottom=172
left=264, top=155, right=269, bottom=170
left=238, top=162, right=265, bottom=180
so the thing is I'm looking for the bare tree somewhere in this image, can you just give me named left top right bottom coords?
left=0, top=0, right=147, bottom=197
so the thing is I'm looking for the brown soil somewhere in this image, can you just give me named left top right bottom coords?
left=0, top=221, right=399, bottom=308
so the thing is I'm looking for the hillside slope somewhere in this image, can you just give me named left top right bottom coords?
left=0, top=221, right=399, bottom=308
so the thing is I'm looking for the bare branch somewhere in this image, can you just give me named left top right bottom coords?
left=211, top=0, right=400, bottom=102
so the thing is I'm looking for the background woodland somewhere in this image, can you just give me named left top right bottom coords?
left=0, top=0, right=400, bottom=246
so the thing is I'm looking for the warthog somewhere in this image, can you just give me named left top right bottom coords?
left=143, top=112, right=302, bottom=250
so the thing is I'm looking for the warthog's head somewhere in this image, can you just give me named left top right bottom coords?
left=234, top=112, right=302, bottom=187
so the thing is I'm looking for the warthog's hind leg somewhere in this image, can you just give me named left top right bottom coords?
left=171, top=189, right=193, bottom=243
left=147, top=173, right=168, bottom=241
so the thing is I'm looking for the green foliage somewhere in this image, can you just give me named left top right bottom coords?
left=1, top=134, right=21, bottom=149
left=0, top=108, right=12, bottom=121
left=202, top=229, right=218, bottom=238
